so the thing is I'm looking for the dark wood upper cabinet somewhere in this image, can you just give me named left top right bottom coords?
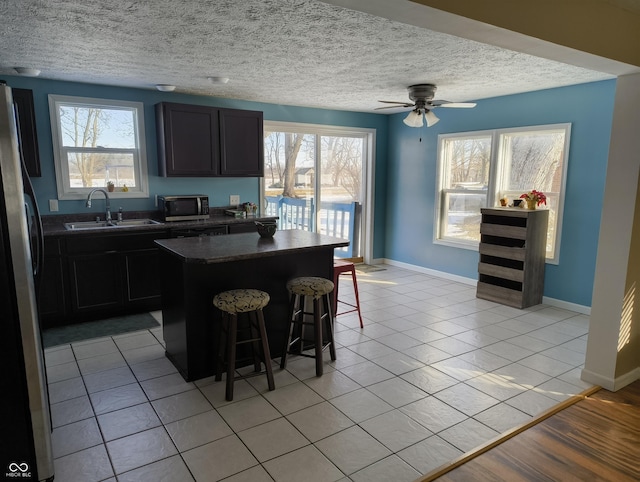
left=219, top=108, right=264, bottom=177
left=156, top=102, right=263, bottom=177
left=12, top=88, right=41, bottom=177
left=156, top=102, right=220, bottom=177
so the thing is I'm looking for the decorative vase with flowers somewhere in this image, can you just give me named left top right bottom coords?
left=520, top=190, right=546, bottom=210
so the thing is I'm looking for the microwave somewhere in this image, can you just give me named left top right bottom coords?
left=158, top=195, right=210, bottom=221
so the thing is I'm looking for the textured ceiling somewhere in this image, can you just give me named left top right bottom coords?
left=0, top=0, right=615, bottom=113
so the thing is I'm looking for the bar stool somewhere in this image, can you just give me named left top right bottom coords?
left=333, top=260, right=364, bottom=328
left=213, top=289, right=275, bottom=401
left=281, top=277, right=336, bottom=377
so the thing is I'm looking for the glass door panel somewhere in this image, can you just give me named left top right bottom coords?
left=318, top=136, right=363, bottom=258
left=264, top=131, right=315, bottom=230
left=264, top=127, right=366, bottom=259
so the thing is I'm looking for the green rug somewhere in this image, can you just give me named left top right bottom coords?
left=42, top=313, right=160, bottom=348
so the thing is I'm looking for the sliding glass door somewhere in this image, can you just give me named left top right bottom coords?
left=263, top=123, right=369, bottom=259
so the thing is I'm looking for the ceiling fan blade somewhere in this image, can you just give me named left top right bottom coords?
left=375, top=105, right=414, bottom=110
left=378, top=100, right=415, bottom=106
left=430, top=100, right=477, bottom=108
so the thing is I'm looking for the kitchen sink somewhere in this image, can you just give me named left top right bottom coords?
left=64, top=219, right=163, bottom=231
left=115, top=219, right=163, bottom=227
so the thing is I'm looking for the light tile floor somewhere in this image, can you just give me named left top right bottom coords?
left=45, top=265, right=592, bottom=481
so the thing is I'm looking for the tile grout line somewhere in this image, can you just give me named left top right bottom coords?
left=45, top=267, right=591, bottom=481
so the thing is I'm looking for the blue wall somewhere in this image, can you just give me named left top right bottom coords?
left=6, top=74, right=614, bottom=306
left=385, top=80, right=616, bottom=307
left=2, top=75, right=389, bottom=259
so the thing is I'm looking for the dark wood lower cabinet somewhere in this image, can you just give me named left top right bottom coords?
left=125, top=248, right=162, bottom=304
left=69, top=252, right=123, bottom=314
left=39, top=242, right=67, bottom=327
left=40, top=224, right=266, bottom=328
left=40, top=230, right=168, bottom=327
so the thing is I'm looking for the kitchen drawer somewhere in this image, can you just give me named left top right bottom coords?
left=66, top=232, right=165, bottom=254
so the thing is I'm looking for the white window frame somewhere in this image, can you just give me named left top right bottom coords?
left=48, top=94, right=149, bottom=200
left=262, top=120, right=376, bottom=264
left=434, top=123, right=571, bottom=264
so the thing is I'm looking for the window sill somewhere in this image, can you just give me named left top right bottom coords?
left=58, top=190, right=148, bottom=201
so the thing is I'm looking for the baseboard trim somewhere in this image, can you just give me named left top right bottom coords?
left=379, top=258, right=476, bottom=286
left=414, top=385, right=601, bottom=482
left=581, top=366, right=640, bottom=391
left=542, top=296, right=591, bottom=315
left=376, top=258, right=591, bottom=314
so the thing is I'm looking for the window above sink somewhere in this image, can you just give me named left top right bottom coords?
left=48, top=95, right=149, bottom=201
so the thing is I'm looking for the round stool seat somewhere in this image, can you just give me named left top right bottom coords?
left=213, top=289, right=270, bottom=314
left=287, top=277, right=334, bottom=299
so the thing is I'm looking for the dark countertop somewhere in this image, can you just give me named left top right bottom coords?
left=42, top=210, right=278, bottom=237
left=155, top=229, right=349, bottom=264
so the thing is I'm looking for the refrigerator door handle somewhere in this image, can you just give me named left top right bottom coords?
left=24, top=199, right=41, bottom=280
left=21, top=160, right=43, bottom=289
left=24, top=200, right=33, bottom=248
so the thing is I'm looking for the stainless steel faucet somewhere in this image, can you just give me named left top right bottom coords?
left=86, top=188, right=112, bottom=225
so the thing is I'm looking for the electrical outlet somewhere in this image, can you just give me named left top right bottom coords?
left=49, top=199, right=59, bottom=212
left=230, top=195, right=240, bottom=206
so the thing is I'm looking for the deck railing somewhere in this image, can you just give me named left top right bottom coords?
left=265, top=196, right=360, bottom=258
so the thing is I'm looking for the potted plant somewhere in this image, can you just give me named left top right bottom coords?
left=106, top=181, right=115, bottom=192
left=520, top=190, right=546, bottom=209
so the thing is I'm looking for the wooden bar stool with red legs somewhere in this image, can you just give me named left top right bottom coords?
left=333, top=259, right=364, bottom=328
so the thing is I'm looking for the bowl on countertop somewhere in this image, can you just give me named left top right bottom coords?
left=255, top=221, right=277, bottom=238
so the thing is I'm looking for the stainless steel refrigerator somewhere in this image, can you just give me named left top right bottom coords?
left=0, top=84, right=54, bottom=480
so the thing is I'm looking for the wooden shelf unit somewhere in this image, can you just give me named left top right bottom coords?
left=476, top=208, right=549, bottom=309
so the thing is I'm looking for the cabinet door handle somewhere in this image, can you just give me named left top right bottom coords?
left=105, top=250, right=118, bottom=254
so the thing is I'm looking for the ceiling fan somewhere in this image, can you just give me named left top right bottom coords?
left=376, top=84, right=476, bottom=127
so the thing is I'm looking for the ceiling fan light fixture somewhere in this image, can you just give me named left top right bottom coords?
left=403, top=110, right=424, bottom=128
left=424, top=110, right=440, bottom=127
left=381, top=83, right=476, bottom=126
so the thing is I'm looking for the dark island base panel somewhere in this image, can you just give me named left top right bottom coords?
left=160, top=248, right=335, bottom=382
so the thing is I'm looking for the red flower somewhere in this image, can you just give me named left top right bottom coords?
left=520, top=190, right=547, bottom=206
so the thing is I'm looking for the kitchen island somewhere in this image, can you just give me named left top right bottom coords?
left=155, top=229, right=349, bottom=381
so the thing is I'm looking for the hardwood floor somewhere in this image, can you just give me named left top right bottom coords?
left=420, top=380, right=640, bottom=482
